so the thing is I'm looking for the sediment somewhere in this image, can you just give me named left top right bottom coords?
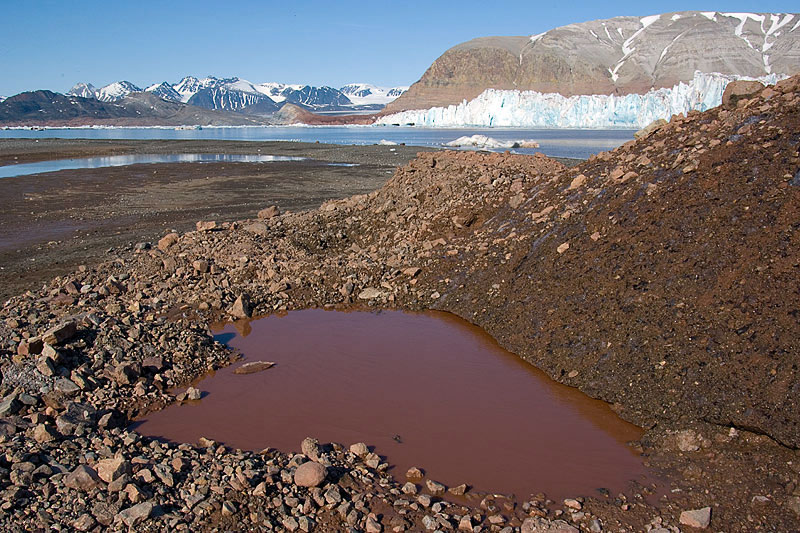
left=0, top=76, right=799, bottom=531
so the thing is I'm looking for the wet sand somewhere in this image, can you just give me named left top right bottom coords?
left=0, top=139, right=427, bottom=301
left=134, top=309, right=653, bottom=501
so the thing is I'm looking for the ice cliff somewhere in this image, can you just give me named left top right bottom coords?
left=376, top=72, right=781, bottom=129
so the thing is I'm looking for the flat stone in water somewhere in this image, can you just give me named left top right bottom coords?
left=233, top=361, right=275, bottom=375
left=134, top=310, right=652, bottom=500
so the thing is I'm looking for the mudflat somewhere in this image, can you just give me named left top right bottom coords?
left=0, top=139, right=426, bottom=301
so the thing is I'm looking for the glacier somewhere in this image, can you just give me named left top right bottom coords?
left=376, top=72, right=782, bottom=129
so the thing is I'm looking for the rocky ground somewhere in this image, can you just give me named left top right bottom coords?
left=0, top=139, right=427, bottom=302
left=0, top=76, right=799, bottom=531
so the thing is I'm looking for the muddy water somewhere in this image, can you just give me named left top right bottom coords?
left=134, top=309, right=651, bottom=500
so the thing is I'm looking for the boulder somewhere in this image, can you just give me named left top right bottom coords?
left=294, top=461, right=327, bottom=487
left=722, top=80, right=764, bottom=108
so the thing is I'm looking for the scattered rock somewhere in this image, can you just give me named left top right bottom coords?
left=196, top=220, right=217, bottom=232
left=42, top=321, right=77, bottom=345
left=358, top=288, right=383, bottom=300
left=244, top=222, right=268, bottom=236
left=116, top=501, right=154, bottom=528
left=229, top=293, right=253, bottom=318
left=186, top=387, right=202, bottom=401
left=64, top=465, right=103, bottom=491
left=349, top=442, right=369, bottom=456
left=157, top=233, right=179, bottom=251
left=680, top=506, right=711, bottom=529
left=258, top=205, right=280, bottom=219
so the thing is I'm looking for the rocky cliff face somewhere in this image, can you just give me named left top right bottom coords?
left=385, top=11, right=800, bottom=113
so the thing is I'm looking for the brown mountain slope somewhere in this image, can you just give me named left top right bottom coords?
left=386, top=11, right=800, bottom=113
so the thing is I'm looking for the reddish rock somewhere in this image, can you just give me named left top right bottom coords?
left=42, top=321, right=77, bottom=345
left=294, top=461, right=327, bottom=487
left=722, top=80, right=764, bottom=108
left=157, top=232, right=179, bottom=251
left=258, top=205, right=280, bottom=219
left=64, top=465, right=103, bottom=491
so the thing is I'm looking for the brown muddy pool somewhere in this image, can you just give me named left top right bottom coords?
left=134, top=309, right=652, bottom=501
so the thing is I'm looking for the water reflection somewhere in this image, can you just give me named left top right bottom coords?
left=0, top=153, right=306, bottom=179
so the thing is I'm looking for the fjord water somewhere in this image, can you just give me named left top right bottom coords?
left=0, top=127, right=634, bottom=159
left=135, top=310, right=650, bottom=500
left=0, top=153, right=306, bottom=179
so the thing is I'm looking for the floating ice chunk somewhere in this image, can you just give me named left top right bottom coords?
left=444, top=135, right=538, bottom=149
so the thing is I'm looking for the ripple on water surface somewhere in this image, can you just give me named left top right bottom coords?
left=134, top=309, right=653, bottom=500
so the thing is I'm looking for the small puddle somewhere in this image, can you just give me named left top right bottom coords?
left=134, top=310, right=652, bottom=501
left=0, top=153, right=308, bottom=179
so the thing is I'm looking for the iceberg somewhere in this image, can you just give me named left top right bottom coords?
left=377, top=72, right=782, bottom=129
left=444, top=135, right=539, bottom=149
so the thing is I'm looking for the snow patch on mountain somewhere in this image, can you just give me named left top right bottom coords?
left=376, top=71, right=782, bottom=129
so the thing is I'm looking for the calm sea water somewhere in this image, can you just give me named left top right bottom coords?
left=0, top=126, right=634, bottom=160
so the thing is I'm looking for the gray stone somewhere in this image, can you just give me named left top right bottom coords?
left=54, top=378, right=81, bottom=395
left=116, top=501, right=154, bottom=527
left=358, top=287, right=383, bottom=300
left=301, top=437, right=320, bottom=461
left=64, top=465, right=103, bottom=491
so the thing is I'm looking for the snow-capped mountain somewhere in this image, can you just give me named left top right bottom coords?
left=68, top=81, right=142, bottom=102
left=64, top=76, right=407, bottom=114
left=387, top=11, right=800, bottom=114
left=145, top=82, right=181, bottom=102
left=378, top=71, right=781, bottom=129
left=0, top=96, right=6, bottom=103
left=96, top=81, right=142, bottom=102
left=340, top=84, right=408, bottom=106
left=67, top=82, right=97, bottom=99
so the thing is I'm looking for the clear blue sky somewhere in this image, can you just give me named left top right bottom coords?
left=1, top=0, right=798, bottom=96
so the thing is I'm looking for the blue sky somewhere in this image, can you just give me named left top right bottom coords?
left=0, top=0, right=798, bottom=96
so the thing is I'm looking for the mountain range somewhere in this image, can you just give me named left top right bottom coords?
left=67, top=77, right=408, bottom=114
left=385, top=11, right=800, bottom=114
left=0, top=90, right=272, bottom=127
